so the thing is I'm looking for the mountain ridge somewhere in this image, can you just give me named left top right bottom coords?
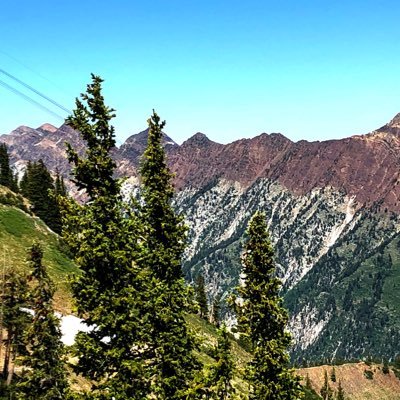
left=3, top=114, right=400, bottom=210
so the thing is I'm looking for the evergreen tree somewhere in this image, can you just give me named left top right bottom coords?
left=15, top=243, right=70, bottom=399
left=336, top=380, right=345, bottom=400
left=320, top=370, right=333, bottom=400
left=140, top=110, right=199, bottom=399
left=212, top=293, right=222, bottom=327
left=20, top=160, right=61, bottom=233
left=0, top=143, right=18, bottom=192
left=195, top=273, right=209, bottom=320
left=51, top=169, right=67, bottom=234
left=382, top=360, right=389, bottom=374
left=1, top=270, right=30, bottom=386
left=206, top=324, right=236, bottom=399
left=330, top=367, right=336, bottom=383
left=232, top=211, right=302, bottom=400
left=305, top=374, right=312, bottom=391
left=19, top=160, right=32, bottom=196
left=61, top=74, right=151, bottom=398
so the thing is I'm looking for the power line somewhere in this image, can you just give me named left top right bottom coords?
left=0, top=68, right=71, bottom=114
left=0, top=50, right=68, bottom=94
left=0, top=78, right=65, bottom=121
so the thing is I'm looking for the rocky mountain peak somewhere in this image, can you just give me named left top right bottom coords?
left=37, top=123, right=58, bottom=133
left=387, top=112, right=400, bottom=128
left=183, top=132, right=213, bottom=147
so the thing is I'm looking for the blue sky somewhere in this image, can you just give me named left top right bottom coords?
left=1, top=0, right=400, bottom=144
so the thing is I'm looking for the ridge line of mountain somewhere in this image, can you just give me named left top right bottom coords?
left=1, top=112, right=400, bottom=210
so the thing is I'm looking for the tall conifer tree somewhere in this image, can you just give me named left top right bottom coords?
left=15, top=243, right=70, bottom=400
left=0, top=143, right=18, bottom=192
left=20, top=160, right=61, bottom=233
left=195, top=273, right=209, bottom=320
left=233, top=211, right=302, bottom=399
left=61, top=74, right=151, bottom=398
left=140, top=110, right=199, bottom=399
left=1, top=270, right=30, bottom=386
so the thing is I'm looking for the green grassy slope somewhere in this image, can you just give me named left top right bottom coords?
left=0, top=187, right=78, bottom=312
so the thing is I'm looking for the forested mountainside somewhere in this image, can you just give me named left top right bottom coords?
left=1, top=113, right=400, bottom=361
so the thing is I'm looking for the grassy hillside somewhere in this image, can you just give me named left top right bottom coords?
left=298, top=362, right=400, bottom=400
left=0, top=187, right=78, bottom=312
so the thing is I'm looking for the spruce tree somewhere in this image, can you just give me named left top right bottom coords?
left=0, top=143, right=16, bottom=192
left=195, top=273, right=209, bottom=320
left=330, top=367, right=336, bottom=383
left=140, top=110, right=199, bottom=399
left=61, top=74, right=151, bottom=398
left=20, top=160, right=61, bottom=233
left=336, top=380, right=345, bottom=400
left=15, top=243, right=70, bottom=399
left=206, top=323, right=236, bottom=399
left=232, top=211, right=302, bottom=399
left=1, top=270, right=30, bottom=386
left=320, top=370, right=333, bottom=400
left=51, top=169, right=67, bottom=234
left=212, top=293, right=222, bottom=327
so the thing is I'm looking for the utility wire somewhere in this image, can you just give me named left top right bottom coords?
left=0, top=68, right=71, bottom=114
left=0, top=50, right=68, bottom=94
left=0, top=78, right=65, bottom=121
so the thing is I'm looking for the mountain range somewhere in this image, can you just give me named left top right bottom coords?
left=1, top=114, right=400, bottom=362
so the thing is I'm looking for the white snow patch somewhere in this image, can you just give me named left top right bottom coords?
left=59, top=314, right=91, bottom=346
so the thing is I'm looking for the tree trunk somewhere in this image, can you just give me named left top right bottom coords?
left=2, top=330, right=12, bottom=379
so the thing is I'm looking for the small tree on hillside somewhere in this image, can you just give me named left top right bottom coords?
left=20, top=160, right=61, bottom=233
left=212, top=293, right=222, bottom=327
left=320, top=370, right=333, bottom=400
left=330, top=367, right=336, bottom=383
left=0, top=143, right=17, bottom=192
left=206, top=323, right=237, bottom=399
left=15, top=243, right=70, bottom=399
left=336, top=379, right=345, bottom=400
left=232, top=211, right=302, bottom=399
left=195, top=273, right=209, bottom=320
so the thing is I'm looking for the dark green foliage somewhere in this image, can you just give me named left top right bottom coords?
left=232, top=211, right=302, bottom=399
left=320, top=370, right=333, bottom=400
left=62, top=74, right=152, bottom=398
left=382, top=360, right=390, bottom=374
left=363, top=369, right=374, bottom=380
left=0, top=269, right=30, bottom=385
left=195, top=273, right=209, bottom=320
left=302, top=387, right=320, bottom=400
left=0, top=143, right=17, bottom=192
left=20, top=160, right=62, bottom=233
left=140, top=110, right=199, bottom=398
left=15, top=243, right=70, bottom=399
left=330, top=367, right=336, bottom=383
left=212, top=293, right=222, bottom=327
left=206, top=324, right=236, bottom=399
left=304, top=374, right=312, bottom=391
left=336, top=380, right=345, bottom=400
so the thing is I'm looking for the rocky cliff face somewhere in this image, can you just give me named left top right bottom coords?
left=2, top=114, right=400, bottom=361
